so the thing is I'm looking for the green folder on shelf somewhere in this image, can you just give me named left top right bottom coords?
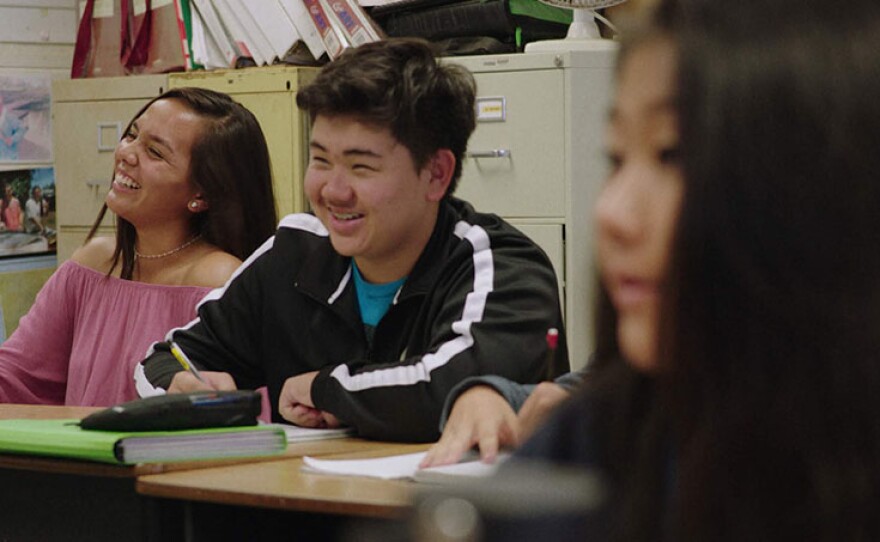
left=0, top=419, right=287, bottom=465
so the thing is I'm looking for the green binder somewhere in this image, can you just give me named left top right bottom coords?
left=0, top=419, right=287, bottom=465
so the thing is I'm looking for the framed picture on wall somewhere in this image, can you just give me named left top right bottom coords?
left=0, top=167, right=56, bottom=258
left=0, top=74, right=52, bottom=164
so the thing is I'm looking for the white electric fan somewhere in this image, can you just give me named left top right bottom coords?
left=525, top=0, right=627, bottom=52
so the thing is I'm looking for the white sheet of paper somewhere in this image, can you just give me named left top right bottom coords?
left=301, top=451, right=509, bottom=482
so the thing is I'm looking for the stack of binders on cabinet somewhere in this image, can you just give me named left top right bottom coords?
left=190, top=0, right=381, bottom=68
left=368, top=0, right=572, bottom=53
left=72, top=0, right=385, bottom=76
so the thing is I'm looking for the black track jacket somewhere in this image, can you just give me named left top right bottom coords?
left=136, top=198, right=569, bottom=442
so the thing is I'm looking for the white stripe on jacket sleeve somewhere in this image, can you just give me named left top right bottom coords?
left=330, top=220, right=493, bottom=391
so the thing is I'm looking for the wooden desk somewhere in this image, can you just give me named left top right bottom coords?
left=138, top=443, right=428, bottom=518
left=0, top=405, right=428, bottom=541
left=0, top=404, right=174, bottom=541
left=137, top=444, right=429, bottom=540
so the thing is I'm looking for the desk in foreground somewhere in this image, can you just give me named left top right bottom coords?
left=137, top=443, right=429, bottom=519
left=0, top=404, right=168, bottom=542
left=0, top=404, right=424, bottom=541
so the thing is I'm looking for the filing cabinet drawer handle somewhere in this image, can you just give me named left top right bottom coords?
left=96, top=122, right=122, bottom=152
left=467, top=149, right=511, bottom=159
left=85, top=180, right=108, bottom=190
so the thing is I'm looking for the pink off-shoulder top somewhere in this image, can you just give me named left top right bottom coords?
left=0, top=260, right=212, bottom=406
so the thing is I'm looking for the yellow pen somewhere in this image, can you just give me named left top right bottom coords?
left=169, top=341, right=207, bottom=384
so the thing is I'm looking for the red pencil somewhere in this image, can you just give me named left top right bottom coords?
left=545, top=328, right=559, bottom=381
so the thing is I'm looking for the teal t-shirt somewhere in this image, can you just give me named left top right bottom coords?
left=351, top=263, right=406, bottom=344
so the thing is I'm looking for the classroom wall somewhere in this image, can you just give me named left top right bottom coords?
left=0, top=0, right=76, bottom=337
left=0, top=0, right=77, bottom=78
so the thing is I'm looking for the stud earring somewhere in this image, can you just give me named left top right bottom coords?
left=189, top=201, right=199, bottom=210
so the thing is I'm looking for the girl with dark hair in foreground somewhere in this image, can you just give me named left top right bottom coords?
left=514, top=0, right=880, bottom=539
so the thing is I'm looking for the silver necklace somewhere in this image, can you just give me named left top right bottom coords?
left=134, top=234, right=202, bottom=261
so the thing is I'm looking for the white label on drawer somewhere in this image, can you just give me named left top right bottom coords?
left=476, top=97, right=506, bottom=122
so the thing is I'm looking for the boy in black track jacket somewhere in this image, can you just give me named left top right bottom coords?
left=135, top=38, right=569, bottom=442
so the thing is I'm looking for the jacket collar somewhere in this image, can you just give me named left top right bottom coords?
left=293, top=198, right=462, bottom=313
left=396, top=198, right=462, bottom=301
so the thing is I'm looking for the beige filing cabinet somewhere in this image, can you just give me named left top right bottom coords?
left=169, top=66, right=318, bottom=218
left=451, top=50, right=617, bottom=370
left=52, top=75, right=169, bottom=263
left=52, top=66, right=318, bottom=263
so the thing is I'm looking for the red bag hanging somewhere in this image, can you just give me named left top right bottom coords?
left=122, top=0, right=153, bottom=74
left=71, top=0, right=128, bottom=78
left=142, top=0, right=190, bottom=73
